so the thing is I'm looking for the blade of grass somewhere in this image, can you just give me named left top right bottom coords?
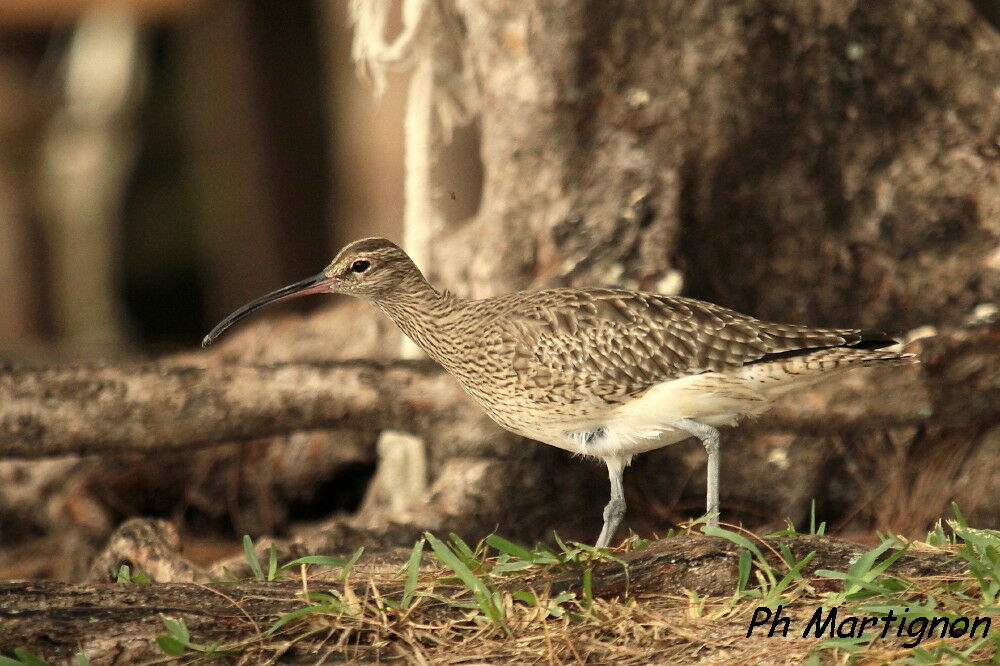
left=703, top=525, right=777, bottom=589
left=402, top=538, right=424, bottom=609
left=340, top=547, right=364, bottom=582
left=280, top=555, right=346, bottom=570
left=264, top=605, right=331, bottom=636
left=267, top=544, right=278, bottom=581
left=425, top=532, right=506, bottom=630
left=242, top=535, right=263, bottom=581
left=485, top=534, right=535, bottom=561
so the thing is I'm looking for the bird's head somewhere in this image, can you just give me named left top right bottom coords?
left=202, top=237, right=420, bottom=347
left=321, top=237, right=421, bottom=299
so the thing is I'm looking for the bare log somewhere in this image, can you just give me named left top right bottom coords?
left=0, top=358, right=497, bottom=459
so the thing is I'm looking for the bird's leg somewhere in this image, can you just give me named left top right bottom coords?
left=674, top=418, right=721, bottom=527
left=595, top=456, right=627, bottom=548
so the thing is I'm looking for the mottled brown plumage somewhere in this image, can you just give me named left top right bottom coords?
left=204, top=238, right=912, bottom=546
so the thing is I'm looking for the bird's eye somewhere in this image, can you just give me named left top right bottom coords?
left=350, top=260, right=371, bottom=273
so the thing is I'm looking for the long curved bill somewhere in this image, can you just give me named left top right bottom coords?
left=202, top=273, right=334, bottom=347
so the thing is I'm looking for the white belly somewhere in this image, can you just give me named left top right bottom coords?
left=552, top=371, right=774, bottom=459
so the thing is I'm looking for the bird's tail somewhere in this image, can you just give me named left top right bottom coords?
left=736, top=344, right=916, bottom=400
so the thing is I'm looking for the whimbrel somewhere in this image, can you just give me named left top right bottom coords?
left=203, top=238, right=910, bottom=547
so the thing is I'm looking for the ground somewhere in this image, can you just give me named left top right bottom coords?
left=1, top=513, right=996, bottom=664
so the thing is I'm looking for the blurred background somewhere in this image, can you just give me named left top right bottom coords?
left=0, top=0, right=480, bottom=358
left=0, top=0, right=421, bottom=578
left=0, top=1, right=997, bottom=581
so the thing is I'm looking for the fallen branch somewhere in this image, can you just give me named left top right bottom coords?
left=0, top=359, right=491, bottom=459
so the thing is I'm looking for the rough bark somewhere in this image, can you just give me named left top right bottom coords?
left=83, top=518, right=431, bottom=583
left=0, top=429, right=379, bottom=579
left=441, top=1, right=999, bottom=330
left=0, top=534, right=964, bottom=663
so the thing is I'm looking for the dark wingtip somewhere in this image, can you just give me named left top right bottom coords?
left=854, top=328, right=904, bottom=350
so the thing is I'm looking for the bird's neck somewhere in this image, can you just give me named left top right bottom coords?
left=372, top=279, right=462, bottom=360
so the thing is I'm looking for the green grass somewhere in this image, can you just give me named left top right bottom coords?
left=0, top=650, right=89, bottom=666
left=234, top=534, right=364, bottom=582
left=155, top=615, right=237, bottom=659
left=112, top=564, right=150, bottom=584
left=0, top=649, right=50, bottom=666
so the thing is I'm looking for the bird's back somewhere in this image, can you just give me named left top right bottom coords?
left=436, top=288, right=907, bottom=449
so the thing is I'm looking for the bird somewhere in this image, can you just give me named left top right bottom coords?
left=203, top=237, right=912, bottom=547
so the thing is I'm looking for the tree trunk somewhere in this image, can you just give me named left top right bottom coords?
left=440, top=1, right=999, bottom=327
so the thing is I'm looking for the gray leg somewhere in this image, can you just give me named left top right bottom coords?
left=595, top=456, right=627, bottom=548
left=674, top=418, right=721, bottom=527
